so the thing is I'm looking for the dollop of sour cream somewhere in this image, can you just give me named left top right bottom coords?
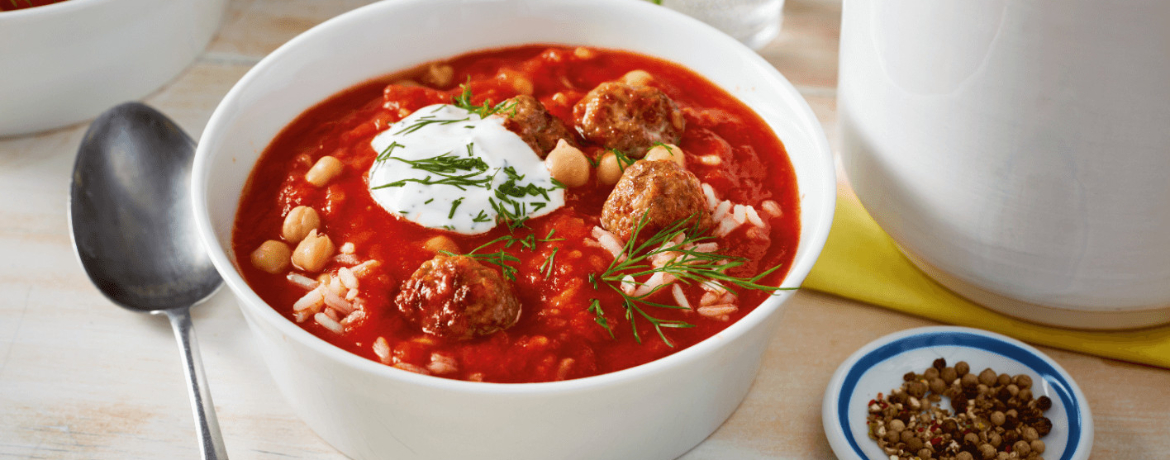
left=369, top=104, right=564, bottom=234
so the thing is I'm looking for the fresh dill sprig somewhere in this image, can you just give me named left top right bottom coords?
left=588, top=299, right=615, bottom=339
left=593, top=213, right=793, bottom=346
left=540, top=247, right=559, bottom=279
left=449, top=229, right=562, bottom=281
left=605, top=213, right=787, bottom=294
left=395, top=115, right=471, bottom=136
left=376, top=141, right=405, bottom=162
left=650, top=142, right=676, bottom=156
left=444, top=236, right=522, bottom=281
left=373, top=152, right=492, bottom=191
left=610, top=148, right=637, bottom=172
left=448, top=198, right=464, bottom=219
left=451, top=80, right=519, bottom=119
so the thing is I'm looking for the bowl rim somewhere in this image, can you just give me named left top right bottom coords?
left=821, top=325, right=1094, bottom=460
left=192, top=0, right=836, bottom=393
left=0, top=0, right=108, bottom=19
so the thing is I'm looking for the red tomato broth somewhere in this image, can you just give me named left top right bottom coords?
left=232, top=45, right=800, bottom=383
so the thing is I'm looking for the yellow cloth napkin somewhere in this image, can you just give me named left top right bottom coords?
left=802, top=189, right=1170, bottom=369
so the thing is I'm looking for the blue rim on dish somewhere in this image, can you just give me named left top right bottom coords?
left=822, top=326, right=1093, bottom=460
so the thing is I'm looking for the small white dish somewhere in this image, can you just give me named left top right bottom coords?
left=823, top=326, right=1092, bottom=460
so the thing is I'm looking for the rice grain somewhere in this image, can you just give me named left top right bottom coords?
left=286, top=272, right=319, bottom=290
left=314, top=312, right=345, bottom=334
left=293, top=287, right=325, bottom=313
left=672, top=284, right=692, bottom=310
left=373, top=337, right=391, bottom=363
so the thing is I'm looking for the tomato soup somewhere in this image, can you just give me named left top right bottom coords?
left=232, top=45, right=800, bottom=383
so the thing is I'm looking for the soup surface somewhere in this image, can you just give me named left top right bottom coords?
left=232, top=45, right=800, bottom=383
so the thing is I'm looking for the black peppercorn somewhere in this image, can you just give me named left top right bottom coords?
left=907, top=381, right=928, bottom=399
left=996, top=386, right=1013, bottom=402
left=1034, top=417, right=1053, bottom=436
left=1036, top=395, right=1052, bottom=411
left=952, top=396, right=967, bottom=412
left=1003, top=412, right=1019, bottom=430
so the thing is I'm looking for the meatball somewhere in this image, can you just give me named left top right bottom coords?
left=601, top=160, right=713, bottom=244
left=395, top=254, right=521, bottom=340
left=573, top=82, right=686, bottom=155
left=500, top=95, right=575, bottom=158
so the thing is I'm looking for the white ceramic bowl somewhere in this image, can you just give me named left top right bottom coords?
left=0, top=0, right=226, bottom=137
left=192, top=1, right=835, bottom=459
left=823, top=326, right=1093, bottom=460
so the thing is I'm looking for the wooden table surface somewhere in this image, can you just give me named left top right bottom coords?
left=2, top=1, right=1167, bottom=458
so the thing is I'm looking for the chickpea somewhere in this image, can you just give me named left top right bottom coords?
left=291, top=229, right=335, bottom=273
left=306, top=156, right=343, bottom=187
left=573, top=47, right=596, bottom=59
left=545, top=139, right=590, bottom=187
left=1030, top=439, right=1045, bottom=454
left=424, top=235, right=459, bottom=254
left=621, top=69, right=654, bottom=87
left=498, top=69, right=534, bottom=96
left=644, top=143, right=685, bottom=168
left=250, top=240, right=290, bottom=274
left=281, top=206, right=321, bottom=244
left=423, top=63, right=454, bottom=88
left=596, top=151, right=624, bottom=186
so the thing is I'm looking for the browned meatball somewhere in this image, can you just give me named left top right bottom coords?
left=573, top=82, right=686, bottom=155
left=601, top=160, right=713, bottom=244
left=395, top=254, right=521, bottom=340
left=500, top=95, right=575, bottom=158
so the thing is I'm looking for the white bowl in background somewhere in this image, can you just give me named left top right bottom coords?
left=192, top=0, right=835, bottom=459
left=0, top=0, right=226, bottom=137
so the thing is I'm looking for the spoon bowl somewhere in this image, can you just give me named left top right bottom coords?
left=69, top=102, right=228, bottom=459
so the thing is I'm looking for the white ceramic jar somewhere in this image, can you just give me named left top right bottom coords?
left=838, top=0, right=1170, bottom=329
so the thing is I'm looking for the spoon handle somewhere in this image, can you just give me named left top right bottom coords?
left=167, top=307, right=229, bottom=459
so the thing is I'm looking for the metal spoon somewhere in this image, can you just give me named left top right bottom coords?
left=68, top=102, right=228, bottom=459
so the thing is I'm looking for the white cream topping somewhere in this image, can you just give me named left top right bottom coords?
left=368, top=104, right=564, bottom=234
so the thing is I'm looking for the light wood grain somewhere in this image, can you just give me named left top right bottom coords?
left=1, top=1, right=1167, bottom=459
